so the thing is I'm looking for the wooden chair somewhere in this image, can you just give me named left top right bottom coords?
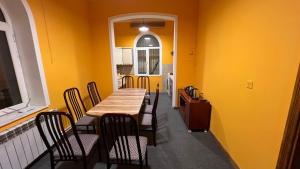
left=121, top=75, right=134, bottom=88
left=137, top=76, right=151, bottom=105
left=140, top=83, right=159, bottom=146
left=64, top=88, right=96, bottom=133
left=100, top=113, right=148, bottom=169
left=35, top=111, right=100, bottom=169
left=87, top=81, right=102, bottom=106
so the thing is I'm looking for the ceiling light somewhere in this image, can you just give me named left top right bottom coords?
left=139, top=26, right=149, bottom=32
left=144, top=37, right=151, bottom=40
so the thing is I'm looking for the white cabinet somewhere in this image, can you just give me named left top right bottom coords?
left=122, top=48, right=133, bottom=64
left=114, top=48, right=133, bottom=65
left=114, top=48, right=123, bottom=65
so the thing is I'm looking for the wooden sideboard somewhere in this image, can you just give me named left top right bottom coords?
left=178, top=89, right=211, bottom=131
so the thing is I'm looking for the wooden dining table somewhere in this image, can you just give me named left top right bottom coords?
left=86, top=88, right=146, bottom=118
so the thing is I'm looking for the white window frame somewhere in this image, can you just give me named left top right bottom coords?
left=133, top=32, right=162, bottom=76
left=0, top=0, right=50, bottom=127
left=0, top=4, right=29, bottom=111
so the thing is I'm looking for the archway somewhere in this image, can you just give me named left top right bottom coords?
left=108, top=13, right=178, bottom=107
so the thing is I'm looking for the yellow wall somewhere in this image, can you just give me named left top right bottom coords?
left=0, top=0, right=96, bottom=132
left=89, top=0, right=199, bottom=99
left=195, top=0, right=300, bottom=169
left=30, top=0, right=96, bottom=107
left=114, top=21, right=174, bottom=92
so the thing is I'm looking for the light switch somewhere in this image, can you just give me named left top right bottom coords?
left=246, top=80, right=254, bottom=89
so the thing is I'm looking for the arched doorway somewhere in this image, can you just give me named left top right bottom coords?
left=108, top=13, right=178, bottom=107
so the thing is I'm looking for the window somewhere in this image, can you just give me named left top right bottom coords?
left=134, top=34, right=162, bottom=75
left=0, top=1, right=49, bottom=127
left=0, top=7, right=28, bottom=110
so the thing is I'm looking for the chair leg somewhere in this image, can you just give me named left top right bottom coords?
left=97, top=139, right=102, bottom=161
left=93, top=125, right=96, bottom=134
left=83, top=157, right=87, bottom=169
left=50, top=156, right=55, bottom=169
left=153, top=130, right=156, bottom=147
left=106, top=162, right=111, bottom=169
left=145, top=149, right=148, bottom=166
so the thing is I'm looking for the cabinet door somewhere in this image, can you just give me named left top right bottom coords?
left=122, top=48, right=133, bottom=65
left=114, top=48, right=123, bottom=65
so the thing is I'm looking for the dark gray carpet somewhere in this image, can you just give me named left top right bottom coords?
left=29, top=93, right=235, bottom=169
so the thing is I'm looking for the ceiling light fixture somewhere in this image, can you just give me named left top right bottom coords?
left=139, top=25, right=149, bottom=32
left=139, top=19, right=149, bottom=32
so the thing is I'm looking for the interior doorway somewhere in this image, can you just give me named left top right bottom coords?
left=277, top=64, right=300, bottom=169
left=108, top=13, right=178, bottom=107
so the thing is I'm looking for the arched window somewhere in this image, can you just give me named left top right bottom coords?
left=134, top=33, right=162, bottom=75
left=136, top=35, right=160, bottom=47
left=0, top=7, right=27, bottom=110
left=0, top=1, right=49, bottom=126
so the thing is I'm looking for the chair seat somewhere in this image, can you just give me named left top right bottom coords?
left=75, top=115, right=96, bottom=126
left=144, top=105, right=153, bottom=114
left=109, top=136, right=148, bottom=161
left=141, top=114, right=152, bottom=126
left=54, top=134, right=99, bottom=158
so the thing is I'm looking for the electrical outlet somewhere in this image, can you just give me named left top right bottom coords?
left=246, top=80, right=254, bottom=89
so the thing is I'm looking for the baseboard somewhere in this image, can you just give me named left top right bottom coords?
left=211, top=132, right=240, bottom=169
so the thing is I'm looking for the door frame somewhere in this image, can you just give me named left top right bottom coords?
left=108, top=13, right=178, bottom=107
left=277, top=64, right=300, bottom=169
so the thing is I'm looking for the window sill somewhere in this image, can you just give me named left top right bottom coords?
left=0, top=105, right=48, bottom=127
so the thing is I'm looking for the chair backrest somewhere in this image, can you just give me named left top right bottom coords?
left=63, top=88, right=87, bottom=121
left=87, top=81, right=101, bottom=106
left=35, top=111, right=85, bottom=160
left=100, top=113, right=143, bottom=165
left=121, top=75, right=134, bottom=88
left=152, top=83, right=160, bottom=131
left=137, top=76, right=150, bottom=95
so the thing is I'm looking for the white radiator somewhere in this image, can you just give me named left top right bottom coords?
left=0, top=117, right=52, bottom=169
